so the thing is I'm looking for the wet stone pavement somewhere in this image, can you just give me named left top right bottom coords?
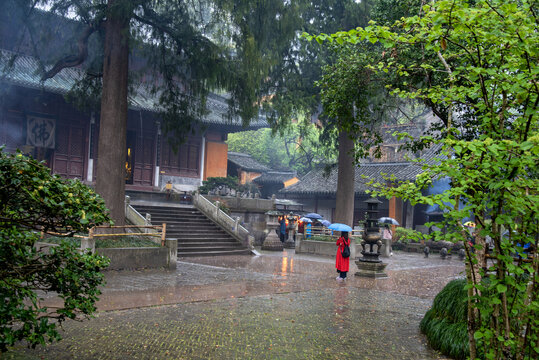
left=8, top=250, right=465, bottom=359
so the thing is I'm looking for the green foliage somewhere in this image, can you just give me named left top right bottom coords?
left=420, top=279, right=469, bottom=359
left=198, top=177, right=239, bottom=195
left=311, top=1, right=538, bottom=358
left=237, top=182, right=260, bottom=198
left=308, top=235, right=337, bottom=243
left=227, top=123, right=336, bottom=176
left=0, top=149, right=111, bottom=352
left=394, top=227, right=423, bottom=244
left=316, top=42, right=388, bottom=160
left=263, top=0, right=374, bottom=131
left=216, top=202, right=231, bottom=215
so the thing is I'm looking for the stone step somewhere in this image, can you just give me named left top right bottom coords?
left=179, top=241, right=241, bottom=247
left=178, top=245, right=244, bottom=252
left=166, top=228, right=227, bottom=233
left=177, top=249, right=252, bottom=257
left=167, top=227, right=227, bottom=233
left=173, top=237, right=235, bottom=243
left=132, top=204, right=250, bottom=256
left=142, top=211, right=206, bottom=217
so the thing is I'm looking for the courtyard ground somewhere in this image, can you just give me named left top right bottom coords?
left=6, top=249, right=464, bottom=359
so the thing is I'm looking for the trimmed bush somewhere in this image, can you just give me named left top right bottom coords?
left=420, top=279, right=469, bottom=360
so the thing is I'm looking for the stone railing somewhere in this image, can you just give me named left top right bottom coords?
left=295, top=234, right=358, bottom=258
left=125, top=196, right=157, bottom=235
left=193, top=193, right=253, bottom=250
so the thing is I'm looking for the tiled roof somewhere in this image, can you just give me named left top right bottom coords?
left=0, top=50, right=268, bottom=128
left=253, top=171, right=297, bottom=184
left=227, top=152, right=271, bottom=172
left=280, top=145, right=442, bottom=195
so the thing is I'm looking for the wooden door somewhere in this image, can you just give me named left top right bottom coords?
left=53, top=124, right=85, bottom=179
left=133, top=132, right=154, bottom=187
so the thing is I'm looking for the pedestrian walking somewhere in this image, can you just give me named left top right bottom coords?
left=336, top=231, right=351, bottom=281
left=279, top=217, right=286, bottom=242
left=382, top=225, right=393, bottom=256
left=305, top=222, right=312, bottom=239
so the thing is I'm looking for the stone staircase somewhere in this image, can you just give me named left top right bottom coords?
left=132, top=204, right=252, bottom=257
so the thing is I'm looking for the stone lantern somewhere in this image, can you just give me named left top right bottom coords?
left=261, top=210, right=284, bottom=251
left=283, top=212, right=297, bottom=249
left=355, top=198, right=388, bottom=278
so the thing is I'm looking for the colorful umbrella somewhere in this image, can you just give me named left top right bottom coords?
left=464, top=221, right=476, bottom=227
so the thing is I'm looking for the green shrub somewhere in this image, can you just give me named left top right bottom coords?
left=198, top=176, right=238, bottom=194
left=308, top=235, right=336, bottom=242
left=0, top=149, right=110, bottom=352
left=394, top=227, right=423, bottom=244
left=420, top=279, right=469, bottom=360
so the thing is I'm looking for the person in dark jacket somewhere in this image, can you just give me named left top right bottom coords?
left=279, top=217, right=286, bottom=242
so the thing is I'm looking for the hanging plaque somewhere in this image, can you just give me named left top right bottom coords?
left=26, top=115, right=55, bottom=149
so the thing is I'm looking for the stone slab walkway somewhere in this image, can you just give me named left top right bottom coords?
left=6, top=250, right=465, bottom=359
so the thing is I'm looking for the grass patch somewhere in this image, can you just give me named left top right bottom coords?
left=304, top=235, right=360, bottom=243
left=306, top=235, right=337, bottom=242
left=420, top=278, right=469, bottom=360
left=43, top=235, right=160, bottom=248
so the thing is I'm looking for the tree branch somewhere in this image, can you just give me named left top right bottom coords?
left=41, top=22, right=99, bottom=81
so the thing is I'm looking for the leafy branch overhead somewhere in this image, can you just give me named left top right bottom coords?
left=307, top=0, right=538, bottom=359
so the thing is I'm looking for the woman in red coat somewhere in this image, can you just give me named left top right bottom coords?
left=336, top=232, right=351, bottom=281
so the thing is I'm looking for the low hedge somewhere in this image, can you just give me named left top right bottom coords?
left=43, top=236, right=160, bottom=248
left=420, top=278, right=469, bottom=359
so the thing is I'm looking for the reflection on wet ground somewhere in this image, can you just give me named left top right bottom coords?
left=11, top=250, right=461, bottom=359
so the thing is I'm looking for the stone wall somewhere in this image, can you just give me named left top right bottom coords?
left=36, top=239, right=178, bottom=271
left=97, top=247, right=170, bottom=270
left=295, top=236, right=358, bottom=258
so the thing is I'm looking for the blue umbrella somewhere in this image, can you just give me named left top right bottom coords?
left=299, top=217, right=312, bottom=223
left=328, top=223, right=353, bottom=232
left=305, top=213, right=323, bottom=219
left=321, top=220, right=331, bottom=227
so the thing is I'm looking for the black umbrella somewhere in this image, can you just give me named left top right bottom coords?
left=378, top=217, right=399, bottom=226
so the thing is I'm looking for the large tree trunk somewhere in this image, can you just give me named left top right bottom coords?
left=334, top=131, right=355, bottom=225
left=95, top=0, right=130, bottom=226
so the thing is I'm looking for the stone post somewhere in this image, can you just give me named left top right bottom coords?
left=295, top=233, right=303, bottom=252
left=247, top=235, right=255, bottom=250
left=81, top=228, right=95, bottom=254
left=165, top=238, right=178, bottom=270
left=145, top=213, right=152, bottom=233
left=125, top=195, right=130, bottom=217
left=215, top=201, right=220, bottom=217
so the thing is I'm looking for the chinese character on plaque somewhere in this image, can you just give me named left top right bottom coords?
left=26, top=115, right=55, bottom=149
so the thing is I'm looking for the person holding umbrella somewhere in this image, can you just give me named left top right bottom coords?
left=379, top=217, right=399, bottom=257
left=329, top=223, right=353, bottom=281
left=335, top=231, right=351, bottom=281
